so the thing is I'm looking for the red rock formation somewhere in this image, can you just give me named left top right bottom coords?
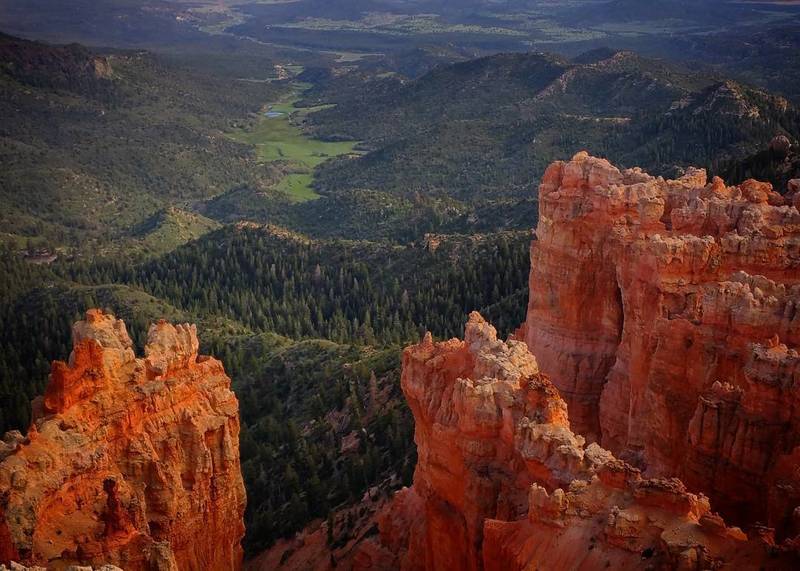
left=364, top=314, right=799, bottom=570
left=519, top=152, right=800, bottom=532
left=244, top=154, right=799, bottom=570
left=0, top=310, right=245, bottom=570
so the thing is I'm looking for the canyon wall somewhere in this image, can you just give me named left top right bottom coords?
left=351, top=155, right=800, bottom=570
left=519, top=152, right=800, bottom=532
left=364, top=313, right=797, bottom=570
left=0, top=310, right=246, bottom=570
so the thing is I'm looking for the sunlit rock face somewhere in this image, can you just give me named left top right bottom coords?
left=520, top=152, right=800, bottom=531
left=0, top=310, right=246, bottom=571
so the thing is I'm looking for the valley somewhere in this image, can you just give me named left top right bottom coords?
left=0, top=222, right=531, bottom=551
left=1, top=2, right=800, bottom=570
left=228, top=81, right=361, bottom=202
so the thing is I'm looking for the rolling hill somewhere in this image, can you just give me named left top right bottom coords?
left=264, top=49, right=800, bottom=239
left=0, top=33, right=284, bottom=250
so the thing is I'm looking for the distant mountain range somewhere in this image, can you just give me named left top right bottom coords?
left=284, top=49, right=799, bottom=238
left=3, top=32, right=798, bottom=249
left=0, top=33, right=282, bottom=250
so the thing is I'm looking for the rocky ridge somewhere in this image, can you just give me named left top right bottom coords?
left=0, top=310, right=245, bottom=570
left=339, top=154, right=800, bottom=570
left=0, top=33, right=114, bottom=95
left=358, top=313, right=798, bottom=569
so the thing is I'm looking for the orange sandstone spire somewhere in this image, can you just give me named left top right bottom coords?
left=0, top=310, right=246, bottom=570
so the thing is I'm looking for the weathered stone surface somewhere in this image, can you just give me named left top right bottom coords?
left=0, top=311, right=245, bottom=570
left=519, top=152, right=800, bottom=530
left=358, top=313, right=799, bottom=569
left=144, top=320, right=199, bottom=377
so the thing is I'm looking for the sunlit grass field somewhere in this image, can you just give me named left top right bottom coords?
left=228, top=84, right=358, bottom=202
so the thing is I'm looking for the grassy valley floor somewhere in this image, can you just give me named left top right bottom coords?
left=228, top=80, right=360, bottom=202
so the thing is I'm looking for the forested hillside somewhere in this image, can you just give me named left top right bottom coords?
left=3, top=19, right=800, bottom=563
left=0, top=225, right=530, bottom=550
left=4, top=33, right=799, bottom=250
left=306, top=51, right=798, bottom=188
left=720, top=136, right=800, bottom=191
left=0, top=33, right=283, bottom=249
left=263, top=51, right=799, bottom=240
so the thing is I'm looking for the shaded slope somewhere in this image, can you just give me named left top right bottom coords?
left=0, top=33, right=283, bottom=248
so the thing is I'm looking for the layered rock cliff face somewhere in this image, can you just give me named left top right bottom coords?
left=0, top=310, right=245, bottom=570
left=349, top=154, right=800, bottom=570
left=519, top=152, right=800, bottom=533
left=364, top=314, right=797, bottom=570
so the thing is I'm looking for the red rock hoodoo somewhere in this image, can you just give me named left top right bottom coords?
left=358, top=314, right=798, bottom=569
left=0, top=310, right=246, bottom=570
left=351, top=154, right=800, bottom=570
left=519, top=152, right=800, bottom=532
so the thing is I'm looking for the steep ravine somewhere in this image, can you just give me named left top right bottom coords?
left=3, top=153, right=800, bottom=570
left=345, top=154, right=800, bottom=569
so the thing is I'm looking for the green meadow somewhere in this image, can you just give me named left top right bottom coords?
left=229, top=84, right=359, bottom=202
